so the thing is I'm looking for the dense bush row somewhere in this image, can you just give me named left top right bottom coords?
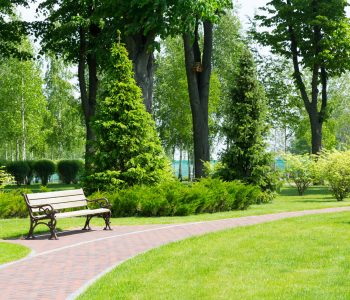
left=0, top=159, right=83, bottom=186
left=99, top=178, right=264, bottom=217
left=0, top=178, right=264, bottom=218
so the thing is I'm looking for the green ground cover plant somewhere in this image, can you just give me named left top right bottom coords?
left=78, top=212, right=350, bottom=300
left=0, top=242, right=30, bottom=265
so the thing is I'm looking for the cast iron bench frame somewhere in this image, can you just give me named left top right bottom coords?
left=23, top=188, right=112, bottom=240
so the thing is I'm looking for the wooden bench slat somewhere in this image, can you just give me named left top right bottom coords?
left=26, top=189, right=84, bottom=200
left=31, top=200, right=87, bottom=212
left=29, top=195, right=87, bottom=206
left=55, top=208, right=110, bottom=219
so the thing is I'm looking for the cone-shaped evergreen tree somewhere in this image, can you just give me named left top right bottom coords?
left=220, top=48, right=272, bottom=190
left=86, top=41, right=172, bottom=192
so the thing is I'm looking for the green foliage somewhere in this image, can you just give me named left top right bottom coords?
left=6, top=161, right=29, bottom=186
left=283, top=153, right=317, bottom=196
left=219, top=47, right=276, bottom=194
left=0, top=190, right=27, bottom=218
left=33, top=160, right=56, bottom=186
left=253, top=0, right=350, bottom=76
left=0, top=1, right=30, bottom=59
left=87, top=42, right=172, bottom=192
left=0, top=39, right=47, bottom=161
left=104, top=178, right=262, bottom=218
left=318, top=151, right=350, bottom=201
left=57, top=160, right=82, bottom=184
left=0, top=167, right=14, bottom=188
left=43, top=56, right=85, bottom=159
left=24, top=160, right=35, bottom=185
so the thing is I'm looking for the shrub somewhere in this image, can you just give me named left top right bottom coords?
left=283, top=153, right=317, bottom=195
left=57, top=160, right=82, bottom=184
left=108, top=178, right=262, bottom=218
left=0, top=190, right=28, bottom=218
left=33, top=160, right=56, bottom=186
left=25, top=160, right=36, bottom=185
left=6, top=161, right=30, bottom=186
left=319, top=151, right=350, bottom=201
left=0, top=167, right=14, bottom=188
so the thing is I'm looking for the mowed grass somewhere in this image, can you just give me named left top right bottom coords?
left=0, top=242, right=31, bottom=264
left=1, top=186, right=350, bottom=239
left=79, top=212, right=350, bottom=300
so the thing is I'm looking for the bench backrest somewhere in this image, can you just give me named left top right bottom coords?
left=25, top=189, right=87, bottom=213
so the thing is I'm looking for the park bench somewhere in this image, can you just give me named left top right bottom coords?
left=23, top=188, right=112, bottom=240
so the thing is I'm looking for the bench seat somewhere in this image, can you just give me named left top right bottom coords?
left=23, top=188, right=112, bottom=239
left=55, top=208, right=110, bottom=219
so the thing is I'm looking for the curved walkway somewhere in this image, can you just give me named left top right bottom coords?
left=1, top=206, right=350, bottom=300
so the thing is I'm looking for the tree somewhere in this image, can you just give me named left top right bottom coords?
left=153, top=36, right=221, bottom=180
left=257, top=55, right=302, bottom=152
left=43, top=56, right=85, bottom=159
left=0, top=40, right=47, bottom=161
left=182, top=0, right=231, bottom=178
left=87, top=41, right=172, bottom=191
left=0, top=0, right=29, bottom=58
left=36, top=0, right=113, bottom=171
left=220, top=48, right=271, bottom=189
left=253, top=0, right=350, bottom=155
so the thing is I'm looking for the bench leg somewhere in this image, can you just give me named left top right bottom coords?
left=103, top=212, right=112, bottom=230
left=26, top=219, right=37, bottom=239
left=48, top=217, right=58, bottom=240
left=82, top=215, right=93, bottom=230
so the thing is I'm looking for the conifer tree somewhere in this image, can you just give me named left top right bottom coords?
left=86, top=41, right=172, bottom=192
left=220, top=48, right=271, bottom=189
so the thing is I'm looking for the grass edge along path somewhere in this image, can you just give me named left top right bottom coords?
left=1, top=186, right=350, bottom=240
left=0, top=242, right=31, bottom=265
left=78, top=211, right=350, bottom=300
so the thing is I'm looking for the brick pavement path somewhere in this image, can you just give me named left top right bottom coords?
left=1, top=206, right=350, bottom=300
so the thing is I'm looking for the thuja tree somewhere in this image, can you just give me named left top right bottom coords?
left=219, top=48, right=273, bottom=191
left=253, top=0, right=350, bottom=155
left=86, top=42, right=172, bottom=192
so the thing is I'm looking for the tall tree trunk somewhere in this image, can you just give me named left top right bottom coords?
left=126, top=33, right=155, bottom=113
left=287, top=11, right=326, bottom=155
left=78, top=26, right=98, bottom=173
left=21, top=73, right=26, bottom=161
left=183, top=20, right=212, bottom=179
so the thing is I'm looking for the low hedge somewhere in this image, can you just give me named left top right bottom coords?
left=0, top=178, right=263, bottom=219
left=57, top=160, right=83, bottom=184
left=102, top=178, right=263, bottom=217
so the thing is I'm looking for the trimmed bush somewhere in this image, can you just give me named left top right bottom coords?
left=6, top=161, right=30, bottom=186
left=57, top=160, right=82, bottom=184
left=25, top=160, right=36, bottom=185
left=102, top=178, right=263, bottom=218
left=33, top=160, right=56, bottom=186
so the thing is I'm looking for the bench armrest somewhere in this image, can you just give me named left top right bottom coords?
left=29, top=204, right=57, bottom=217
left=87, top=197, right=111, bottom=209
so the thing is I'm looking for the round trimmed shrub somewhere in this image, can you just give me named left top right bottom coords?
left=33, top=160, right=56, bottom=186
left=6, top=161, right=29, bottom=186
left=57, top=160, right=82, bottom=184
left=25, top=160, right=36, bottom=185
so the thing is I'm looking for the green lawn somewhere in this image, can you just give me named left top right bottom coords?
left=1, top=186, right=350, bottom=240
left=79, top=212, right=350, bottom=300
left=0, top=242, right=31, bottom=265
